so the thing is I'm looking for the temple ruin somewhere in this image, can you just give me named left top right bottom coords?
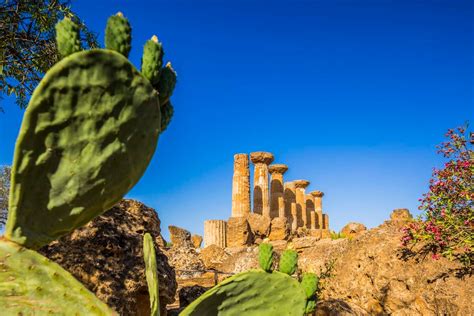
left=204, top=151, right=331, bottom=247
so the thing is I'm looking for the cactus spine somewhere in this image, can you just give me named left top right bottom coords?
left=105, top=12, right=132, bottom=57
left=55, top=17, right=82, bottom=58
left=0, top=12, right=177, bottom=314
left=144, top=233, right=160, bottom=316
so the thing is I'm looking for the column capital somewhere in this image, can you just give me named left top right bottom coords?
left=250, top=151, right=274, bottom=165
left=268, top=164, right=288, bottom=175
left=294, top=179, right=310, bottom=189
left=310, top=190, right=324, bottom=198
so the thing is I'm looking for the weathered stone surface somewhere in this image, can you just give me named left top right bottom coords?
left=322, top=213, right=330, bottom=230
left=199, top=244, right=230, bottom=270
left=292, top=236, right=320, bottom=250
left=294, top=179, right=310, bottom=228
left=268, top=217, right=290, bottom=241
left=40, top=199, right=176, bottom=316
left=250, top=151, right=274, bottom=217
left=166, top=246, right=205, bottom=279
left=226, top=216, right=253, bottom=247
left=203, top=220, right=227, bottom=248
left=269, top=164, right=288, bottom=219
left=390, top=208, right=413, bottom=221
left=191, top=234, right=203, bottom=248
left=247, top=213, right=271, bottom=237
left=168, top=225, right=193, bottom=248
left=318, top=220, right=473, bottom=315
left=306, top=194, right=316, bottom=229
left=341, top=222, right=367, bottom=238
left=231, top=153, right=251, bottom=217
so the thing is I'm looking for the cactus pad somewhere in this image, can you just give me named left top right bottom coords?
left=55, top=18, right=82, bottom=58
left=142, top=36, right=164, bottom=86
left=301, top=273, right=319, bottom=299
left=144, top=233, right=160, bottom=316
left=180, top=270, right=306, bottom=316
left=105, top=13, right=132, bottom=57
left=0, top=238, right=115, bottom=315
left=5, top=49, right=161, bottom=249
left=279, top=249, right=298, bottom=275
left=258, top=242, right=273, bottom=271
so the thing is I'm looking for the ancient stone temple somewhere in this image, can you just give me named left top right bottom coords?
left=203, top=151, right=331, bottom=247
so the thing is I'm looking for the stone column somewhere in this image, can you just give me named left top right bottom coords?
left=306, top=194, right=316, bottom=229
left=294, top=180, right=310, bottom=228
left=310, top=191, right=324, bottom=229
left=204, top=220, right=227, bottom=248
left=250, top=152, right=274, bottom=218
left=231, top=153, right=251, bottom=217
left=323, top=214, right=329, bottom=230
left=269, top=164, right=288, bottom=219
left=284, top=181, right=297, bottom=231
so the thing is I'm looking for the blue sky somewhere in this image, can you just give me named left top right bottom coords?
left=1, top=0, right=472, bottom=240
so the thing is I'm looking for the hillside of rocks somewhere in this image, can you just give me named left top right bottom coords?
left=167, top=209, right=473, bottom=315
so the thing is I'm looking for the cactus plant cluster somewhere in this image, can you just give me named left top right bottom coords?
left=0, top=12, right=176, bottom=314
left=180, top=243, right=319, bottom=316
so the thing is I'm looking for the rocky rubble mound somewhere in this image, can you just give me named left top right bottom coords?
left=317, top=212, right=473, bottom=315
left=40, top=199, right=177, bottom=316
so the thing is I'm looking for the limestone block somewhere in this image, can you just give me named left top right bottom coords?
left=247, top=213, right=271, bottom=238
left=390, top=208, right=413, bottom=221
left=204, top=220, right=227, bottom=248
left=199, top=244, right=230, bottom=270
left=268, top=217, right=290, bottom=241
left=168, top=225, right=193, bottom=248
left=226, top=217, right=253, bottom=247
left=191, top=234, right=203, bottom=248
left=292, top=236, right=320, bottom=250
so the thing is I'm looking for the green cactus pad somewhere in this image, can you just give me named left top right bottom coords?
left=305, top=299, right=317, bottom=314
left=279, top=249, right=298, bottom=275
left=105, top=13, right=132, bottom=57
left=160, top=101, right=174, bottom=132
left=300, top=273, right=319, bottom=299
left=55, top=18, right=82, bottom=58
left=142, top=36, right=164, bottom=86
left=0, top=239, right=115, bottom=315
left=258, top=243, right=273, bottom=272
left=157, top=62, right=177, bottom=105
left=180, top=270, right=306, bottom=316
left=144, top=233, right=160, bottom=316
left=5, top=49, right=161, bottom=249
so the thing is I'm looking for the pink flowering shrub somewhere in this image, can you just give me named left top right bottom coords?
left=402, top=125, right=473, bottom=268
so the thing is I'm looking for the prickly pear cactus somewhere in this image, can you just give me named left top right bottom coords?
left=258, top=242, right=273, bottom=272
left=0, top=13, right=177, bottom=314
left=180, top=244, right=320, bottom=316
left=5, top=12, right=177, bottom=250
left=144, top=233, right=160, bottom=316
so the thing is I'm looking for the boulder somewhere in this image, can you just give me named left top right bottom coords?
left=292, top=236, right=320, bottom=251
left=341, top=222, right=367, bottom=238
left=178, top=285, right=209, bottom=308
left=390, top=208, right=413, bottom=221
left=247, top=213, right=271, bottom=237
left=40, top=199, right=176, bottom=316
left=166, top=246, right=205, bottom=279
left=168, top=225, right=193, bottom=248
left=227, top=216, right=253, bottom=247
left=191, top=234, right=203, bottom=248
left=268, top=217, right=290, bottom=241
left=199, top=244, right=230, bottom=270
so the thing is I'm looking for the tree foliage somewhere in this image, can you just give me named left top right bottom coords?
left=0, top=166, right=11, bottom=228
left=0, top=0, right=97, bottom=110
left=402, top=125, right=473, bottom=269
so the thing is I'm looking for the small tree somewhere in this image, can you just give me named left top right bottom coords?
left=0, top=0, right=97, bottom=110
left=402, top=125, right=473, bottom=269
left=0, top=166, right=11, bottom=228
